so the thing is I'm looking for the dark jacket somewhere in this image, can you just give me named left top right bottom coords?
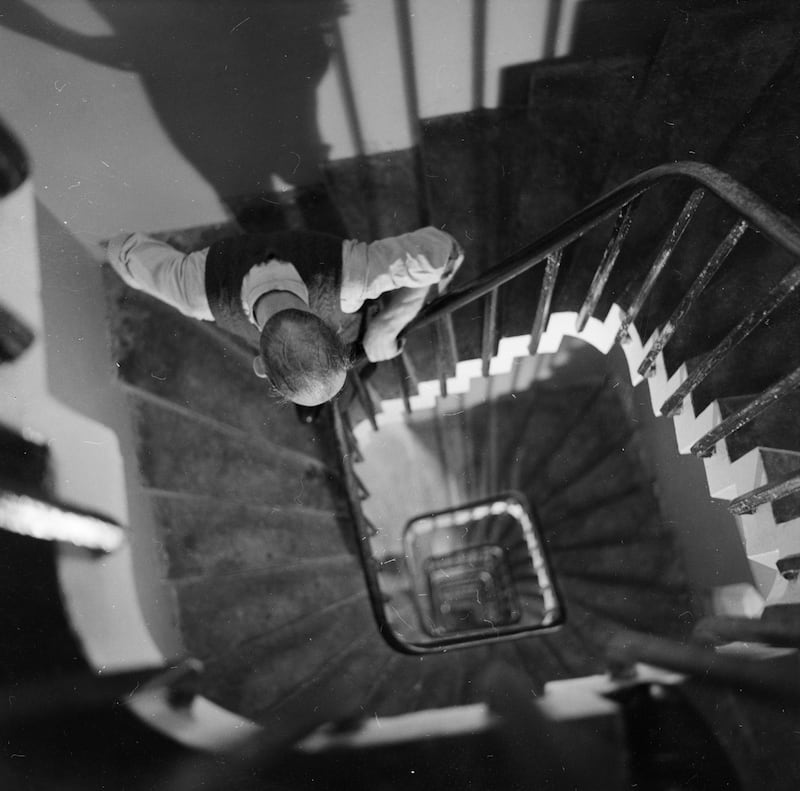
left=204, top=230, right=360, bottom=348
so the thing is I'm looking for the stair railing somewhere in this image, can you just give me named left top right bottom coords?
left=353, top=161, right=800, bottom=516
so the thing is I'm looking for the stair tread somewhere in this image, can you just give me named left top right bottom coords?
left=129, top=395, right=343, bottom=511
left=532, top=388, right=638, bottom=501
left=679, top=302, right=800, bottom=417
left=206, top=605, right=382, bottom=721
left=758, top=448, right=800, bottom=524
left=609, top=1, right=799, bottom=180
left=501, top=54, right=648, bottom=113
left=420, top=104, right=617, bottom=356
left=653, top=42, right=800, bottom=369
left=552, top=533, right=688, bottom=590
left=175, top=563, right=367, bottom=670
left=149, top=494, right=356, bottom=580
left=540, top=436, right=654, bottom=521
left=542, top=492, right=666, bottom=551
left=718, top=393, right=800, bottom=462
left=573, top=1, right=800, bottom=327
left=563, top=578, right=695, bottom=638
left=322, top=150, right=424, bottom=243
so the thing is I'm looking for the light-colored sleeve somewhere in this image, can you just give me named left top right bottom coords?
left=106, top=232, right=213, bottom=321
left=341, top=226, right=463, bottom=314
left=348, top=227, right=464, bottom=362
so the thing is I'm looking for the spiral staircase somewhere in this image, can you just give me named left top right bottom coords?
left=5, top=0, right=800, bottom=788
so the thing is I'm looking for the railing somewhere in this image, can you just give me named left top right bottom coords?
left=346, top=161, right=800, bottom=523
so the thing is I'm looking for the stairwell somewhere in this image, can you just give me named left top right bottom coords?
left=85, top=1, right=800, bottom=744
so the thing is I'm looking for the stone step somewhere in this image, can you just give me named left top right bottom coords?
left=238, top=619, right=383, bottom=725
left=496, top=382, right=609, bottom=493
left=529, top=624, right=606, bottom=680
left=552, top=534, right=688, bottom=590
left=573, top=0, right=800, bottom=326
left=655, top=42, right=800, bottom=376
left=758, top=449, right=800, bottom=525
left=128, top=395, right=342, bottom=512
left=363, top=650, right=472, bottom=717
left=608, top=1, right=798, bottom=182
left=532, top=388, right=639, bottom=503
left=717, top=392, right=800, bottom=463
left=707, top=446, right=800, bottom=556
left=539, top=435, right=654, bottom=522
left=147, top=494, right=356, bottom=581
left=322, top=149, right=424, bottom=243
left=563, top=578, right=695, bottom=638
left=419, top=96, right=633, bottom=358
left=501, top=54, right=648, bottom=120
left=681, top=307, right=800, bottom=417
left=175, top=562, right=368, bottom=673
left=542, top=491, right=665, bottom=551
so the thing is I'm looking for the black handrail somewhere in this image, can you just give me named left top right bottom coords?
left=402, top=161, right=800, bottom=337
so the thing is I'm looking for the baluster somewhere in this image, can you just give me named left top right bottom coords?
left=339, top=407, right=363, bottom=463
left=435, top=315, right=459, bottom=397
left=729, top=466, right=800, bottom=516
left=350, top=369, right=379, bottom=431
left=661, top=263, right=800, bottom=417
left=639, top=218, right=748, bottom=377
left=616, top=188, right=705, bottom=343
left=576, top=201, right=637, bottom=333
left=691, top=365, right=800, bottom=457
left=393, top=348, right=418, bottom=414
left=528, top=249, right=563, bottom=355
left=481, top=289, right=499, bottom=376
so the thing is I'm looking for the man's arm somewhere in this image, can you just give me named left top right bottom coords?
left=348, top=227, right=464, bottom=362
left=106, top=232, right=213, bottom=320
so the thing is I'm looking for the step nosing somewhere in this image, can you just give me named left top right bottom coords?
left=122, top=382, right=332, bottom=472
left=167, top=552, right=358, bottom=584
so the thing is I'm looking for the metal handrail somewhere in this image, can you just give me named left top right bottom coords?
left=392, top=160, right=800, bottom=519
left=402, top=161, right=800, bottom=335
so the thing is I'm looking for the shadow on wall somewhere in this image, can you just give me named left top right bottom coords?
left=0, top=0, right=346, bottom=212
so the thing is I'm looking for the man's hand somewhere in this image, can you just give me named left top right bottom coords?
left=362, top=325, right=404, bottom=362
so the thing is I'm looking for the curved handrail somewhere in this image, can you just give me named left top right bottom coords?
left=403, top=161, right=800, bottom=335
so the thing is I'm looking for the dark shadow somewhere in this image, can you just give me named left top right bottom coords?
left=568, top=0, right=678, bottom=59
left=0, top=0, right=349, bottom=232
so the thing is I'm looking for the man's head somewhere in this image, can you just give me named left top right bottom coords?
left=253, top=308, right=349, bottom=406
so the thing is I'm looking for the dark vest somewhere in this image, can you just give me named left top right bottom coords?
left=204, top=231, right=361, bottom=349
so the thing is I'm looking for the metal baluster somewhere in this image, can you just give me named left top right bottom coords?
left=528, top=249, right=563, bottom=355
left=340, top=407, right=363, bottom=463
left=481, top=289, right=499, bottom=376
left=352, top=471, right=370, bottom=501
left=729, top=466, right=800, bottom=516
left=691, top=365, right=800, bottom=457
left=616, top=188, right=705, bottom=343
left=576, top=201, right=637, bottom=333
left=639, top=218, right=748, bottom=377
left=350, top=370, right=379, bottom=431
left=393, top=348, right=418, bottom=414
left=661, top=264, right=800, bottom=417
left=435, top=315, right=459, bottom=397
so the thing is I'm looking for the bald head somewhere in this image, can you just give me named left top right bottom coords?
left=253, top=308, right=349, bottom=406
